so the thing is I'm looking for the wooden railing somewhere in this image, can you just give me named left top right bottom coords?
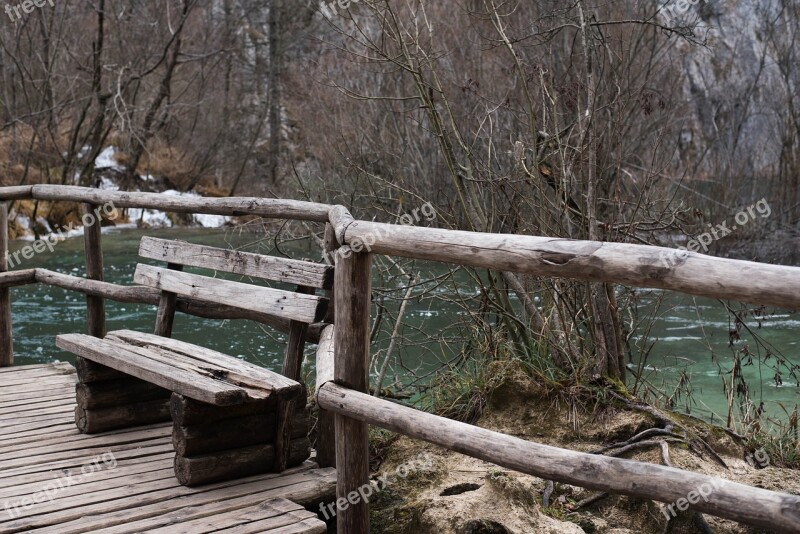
left=2, top=186, right=800, bottom=532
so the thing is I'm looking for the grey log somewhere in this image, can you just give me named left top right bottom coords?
left=317, top=382, right=800, bottom=533
left=30, top=185, right=330, bottom=222
left=0, top=203, right=11, bottom=366
left=332, top=246, right=372, bottom=533
left=75, top=398, right=171, bottom=434
left=174, top=437, right=311, bottom=487
left=330, top=208, right=800, bottom=310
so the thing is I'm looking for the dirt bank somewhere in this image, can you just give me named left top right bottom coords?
left=369, top=362, right=800, bottom=534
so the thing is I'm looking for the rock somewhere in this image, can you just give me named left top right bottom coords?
left=456, top=519, right=511, bottom=534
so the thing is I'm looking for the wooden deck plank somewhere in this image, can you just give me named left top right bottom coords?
left=0, top=443, right=175, bottom=480
left=0, top=422, right=168, bottom=452
left=0, top=398, right=79, bottom=415
left=0, top=388, right=75, bottom=404
left=222, top=517, right=328, bottom=534
left=0, top=456, right=174, bottom=498
left=95, top=497, right=318, bottom=534
left=0, top=362, right=75, bottom=377
left=0, top=376, right=78, bottom=389
left=8, top=470, right=335, bottom=532
left=0, top=364, right=334, bottom=534
left=0, top=426, right=171, bottom=459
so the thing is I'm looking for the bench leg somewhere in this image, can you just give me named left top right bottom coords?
left=74, top=357, right=172, bottom=433
left=170, top=393, right=311, bottom=486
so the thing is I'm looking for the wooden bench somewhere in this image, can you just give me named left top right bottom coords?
left=56, top=237, right=333, bottom=487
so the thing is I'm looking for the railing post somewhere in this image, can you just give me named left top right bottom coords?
left=83, top=203, right=106, bottom=338
left=0, top=202, right=12, bottom=366
left=316, top=222, right=338, bottom=468
left=333, top=245, right=372, bottom=533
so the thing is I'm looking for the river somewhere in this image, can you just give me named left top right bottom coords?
left=6, top=228, right=799, bottom=428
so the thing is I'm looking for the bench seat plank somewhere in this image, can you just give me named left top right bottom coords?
left=139, top=237, right=334, bottom=290
left=106, top=330, right=300, bottom=397
left=56, top=334, right=300, bottom=406
left=133, top=265, right=327, bottom=324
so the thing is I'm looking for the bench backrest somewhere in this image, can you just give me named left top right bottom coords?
left=133, top=237, right=333, bottom=383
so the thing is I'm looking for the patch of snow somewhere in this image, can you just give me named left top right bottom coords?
left=126, top=207, right=173, bottom=228
left=194, top=213, right=230, bottom=228
left=162, top=189, right=230, bottom=227
left=98, top=177, right=120, bottom=191
left=95, top=146, right=123, bottom=170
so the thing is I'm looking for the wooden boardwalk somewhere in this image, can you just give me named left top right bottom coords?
left=0, top=363, right=335, bottom=533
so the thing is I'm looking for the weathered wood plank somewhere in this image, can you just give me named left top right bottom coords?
left=106, top=330, right=300, bottom=397
left=153, top=500, right=322, bottom=534
left=0, top=457, right=172, bottom=499
left=238, top=518, right=326, bottom=534
left=0, top=436, right=173, bottom=472
left=140, top=237, right=334, bottom=289
left=30, top=185, right=331, bottom=222
left=134, top=264, right=328, bottom=324
left=0, top=202, right=12, bottom=366
left=0, top=426, right=170, bottom=460
left=319, top=382, right=800, bottom=533
left=34, top=269, right=325, bottom=342
left=332, top=246, right=372, bottom=533
left=0, top=362, right=75, bottom=374
left=56, top=334, right=251, bottom=405
left=28, top=466, right=335, bottom=534
left=0, top=361, right=75, bottom=379
left=174, top=437, right=311, bottom=486
left=95, top=497, right=319, bottom=534
left=0, top=443, right=174, bottom=481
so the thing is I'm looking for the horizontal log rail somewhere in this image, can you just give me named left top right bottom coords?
left=0, top=269, right=36, bottom=288
left=316, top=379, right=800, bottom=532
left=329, top=207, right=800, bottom=310
left=0, top=185, right=330, bottom=222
